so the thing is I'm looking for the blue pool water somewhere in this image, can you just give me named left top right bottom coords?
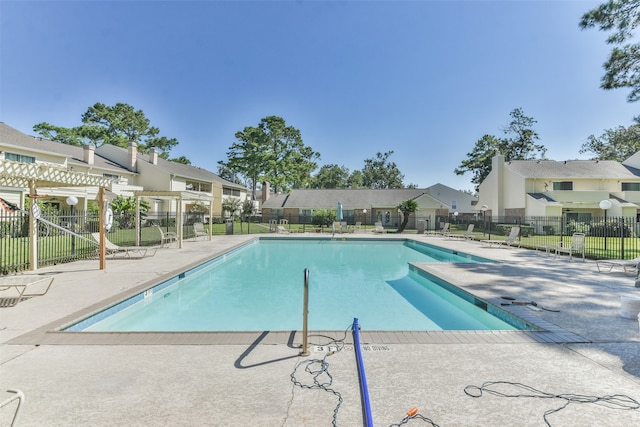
left=68, top=238, right=530, bottom=332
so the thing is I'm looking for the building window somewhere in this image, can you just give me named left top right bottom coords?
left=5, top=152, right=35, bottom=163
left=622, top=182, right=640, bottom=191
left=223, top=188, right=241, bottom=197
left=103, top=173, right=120, bottom=181
left=553, top=181, right=573, bottom=190
left=566, top=212, right=591, bottom=222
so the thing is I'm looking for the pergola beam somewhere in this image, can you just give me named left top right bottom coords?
left=0, top=160, right=113, bottom=271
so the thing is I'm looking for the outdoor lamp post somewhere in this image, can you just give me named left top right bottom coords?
left=453, top=211, right=459, bottom=224
left=66, top=196, right=78, bottom=255
left=362, top=209, right=367, bottom=232
left=481, top=205, right=488, bottom=237
left=599, top=199, right=612, bottom=252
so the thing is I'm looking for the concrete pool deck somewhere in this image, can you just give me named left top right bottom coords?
left=1, top=233, right=639, bottom=426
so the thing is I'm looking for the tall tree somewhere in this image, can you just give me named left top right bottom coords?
left=259, top=116, right=319, bottom=192
left=455, top=108, right=546, bottom=190
left=347, top=170, right=365, bottom=189
left=580, top=0, right=640, bottom=102
left=169, top=156, right=191, bottom=165
left=362, top=151, right=404, bottom=189
left=32, top=123, right=85, bottom=146
left=454, top=135, right=502, bottom=190
left=219, top=116, right=320, bottom=195
left=33, top=102, right=180, bottom=158
left=580, top=122, right=640, bottom=160
left=312, top=164, right=350, bottom=189
left=219, top=126, right=266, bottom=200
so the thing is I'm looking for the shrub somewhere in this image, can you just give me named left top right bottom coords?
left=312, top=209, right=335, bottom=227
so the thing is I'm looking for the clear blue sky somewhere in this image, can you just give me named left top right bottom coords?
left=1, top=0, right=637, bottom=192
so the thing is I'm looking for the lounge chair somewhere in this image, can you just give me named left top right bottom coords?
left=276, top=226, right=290, bottom=234
left=595, top=256, right=640, bottom=274
left=554, top=232, right=586, bottom=261
left=373, top=222, right=386, bottom=233
left=0, top=276, right=55, bottom=307
left=91, top=233, right=158, bottom=258
left=480, top=226, right=521, bottom=248
left=332, top=221, right=342, bottom=234
left=154, top=225, right=178, bottom=247
left=446, top=223, right=475, bottom=240
left=426, top=223, right=450, bottom=236
left=193, top=222, right=208, bottom=240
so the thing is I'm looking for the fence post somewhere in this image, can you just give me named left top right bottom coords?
left=620, top=216, right=625, bottom=259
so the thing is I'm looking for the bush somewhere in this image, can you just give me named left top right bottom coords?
left=589, top=223, right=632, bottom=237
left=312, top=209, right=335, bottom=227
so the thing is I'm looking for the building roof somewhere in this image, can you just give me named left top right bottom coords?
left=98, top=143, right=245, bottom=190
left=506, top=159, right=640, bottom=179
left=139, top=152, right=245, bottom=190
left=0, top=122, right=132, bottom=174
left=262, top=188, right=429, bottom=209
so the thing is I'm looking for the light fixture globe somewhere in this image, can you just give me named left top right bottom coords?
left=599, top=200, right=612, bottom=210
left=66, top=196, right=78, bottom=206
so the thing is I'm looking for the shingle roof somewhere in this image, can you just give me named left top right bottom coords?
left=0, top=122, right=131, bottom=173
left=506, top=159, right=640, bottom=179
left=136, top=150, right=244, bottom=189
left=528, top=193, right=556, bottom=202
left=262, top=188, right=429, bottom=209
left=90, top=138, right=245, bottom=190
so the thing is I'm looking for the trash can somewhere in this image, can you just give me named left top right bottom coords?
left=225, top=218, right=234, bottom=235
left=417, top=220, right=425, bottom=234
left=620, top=295, right=640, bottom=319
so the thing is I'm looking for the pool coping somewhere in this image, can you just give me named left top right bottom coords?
left=6, top=236, right=590, bottom=346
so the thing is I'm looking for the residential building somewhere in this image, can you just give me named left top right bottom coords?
left=261, top=183, right=477, bottom=230
left=96, top=142, right=247, bottom=217
left=478, top=154, right=640, bottom=221
left=0, top=122, right=247, bottom=218
left=0, top=122, right=140, bottom=211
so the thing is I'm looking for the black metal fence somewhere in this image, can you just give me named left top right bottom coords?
left=2, top=209, right=640, bottom=274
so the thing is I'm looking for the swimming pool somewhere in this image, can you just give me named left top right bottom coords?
left=66, top=238, right=533, bottom=332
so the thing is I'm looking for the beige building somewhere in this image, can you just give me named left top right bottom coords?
left=0, top=122, right=247, bottom=217
left=478, top=154, right=640, bottom=221
left=0, top=122, right=140, bottom=211
left=261, top=184, right=478, bottom=230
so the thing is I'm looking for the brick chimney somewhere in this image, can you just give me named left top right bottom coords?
left=262, top=181, right=270, bottom=203
left=149, top=148, right=158, bottom=165
left=83, top=144, right=95, bottom=165
left=128, top=141, right=137, bottom=171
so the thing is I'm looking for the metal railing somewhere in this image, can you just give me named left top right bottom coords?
left=3, top=210, right=640, bottom=273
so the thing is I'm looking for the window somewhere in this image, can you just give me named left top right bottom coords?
left=622, top=182, right=640, bottom=191
left=553, top=181, right=573, bottom=190
left=5, top=152, right=35, bottom=163
left=566, top=212, right=591, bottom=222
left=186, top=181, right=211, bottom=193
left=103, top=173, right=120, bottom=181
left=223, top=188, right=241, bottom=197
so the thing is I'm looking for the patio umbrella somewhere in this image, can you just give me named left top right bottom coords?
left=337, top=200, right=343, bottom=221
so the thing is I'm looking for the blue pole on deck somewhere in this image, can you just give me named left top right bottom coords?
left=352, top=318, right=373, bottom=427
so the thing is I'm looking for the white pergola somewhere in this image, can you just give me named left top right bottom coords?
left=0, top=159, right=113, bottom=270
left=133, top=190, right=214, bottom=249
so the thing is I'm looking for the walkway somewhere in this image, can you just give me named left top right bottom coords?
left=1, top=233, right=639, bottom=426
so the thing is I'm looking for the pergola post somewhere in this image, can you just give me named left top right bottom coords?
left=28, top=180, right=38, bottom=271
